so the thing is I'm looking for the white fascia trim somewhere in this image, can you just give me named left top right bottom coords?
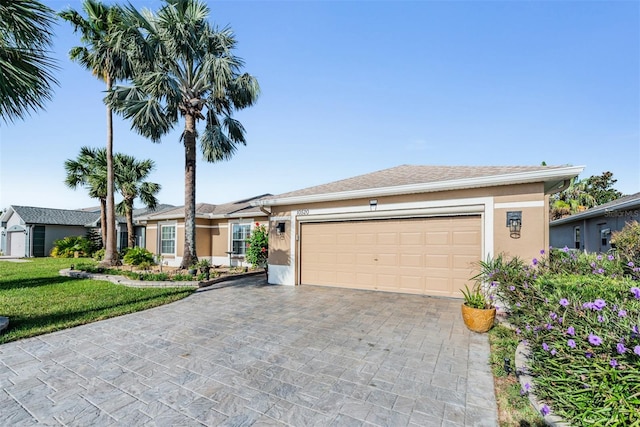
left=295, top=196, right=489, bottom=220
left=299, top=205, right=484, bottom=222
left=207, top=212, right=266, bottom=219
left=256, top=166, right=585, bottom=207
left=270, top=216, right=292, bottom=221
left=494, top=201, right=545, bottom=209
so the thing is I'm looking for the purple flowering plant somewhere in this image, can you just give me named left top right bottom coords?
left=484, top=250, right=640, bottom=425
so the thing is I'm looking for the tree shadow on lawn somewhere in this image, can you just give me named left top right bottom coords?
left=0, top=275, right=81, bottom=291
left=1, top=289, right=192, bottom=341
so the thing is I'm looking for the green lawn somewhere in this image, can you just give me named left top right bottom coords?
left=0, top=257, right=195, bottom=344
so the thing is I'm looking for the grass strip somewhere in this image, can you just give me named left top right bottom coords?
left=0, top=257, right=194, bottom=344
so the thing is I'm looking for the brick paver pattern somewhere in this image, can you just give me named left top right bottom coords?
left=0, top=276, right=498, bottom=426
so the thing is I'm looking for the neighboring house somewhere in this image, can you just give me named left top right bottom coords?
left=136, top=195, right=271, bottom=267
left=550, top=192, right=640, bottom=253
left=0, top=204, right=175, bottom=257
left=253, top=164, right=583, bottom=298
left=0, top=206, right=100, bottom=257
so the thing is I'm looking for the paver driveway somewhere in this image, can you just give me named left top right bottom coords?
left=0, top=276, right=498, bottom=426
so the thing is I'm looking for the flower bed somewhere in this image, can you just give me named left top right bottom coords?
left=489, top=249, right=640, bottom=426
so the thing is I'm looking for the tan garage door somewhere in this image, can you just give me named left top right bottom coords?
left=300, top=216, right=481, bottom=297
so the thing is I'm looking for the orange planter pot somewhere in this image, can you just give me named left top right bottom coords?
left=461, top=304, right=496, bottom=333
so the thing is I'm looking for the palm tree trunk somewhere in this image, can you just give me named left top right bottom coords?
left=103, top=75, right=118, bottom=266
left=126, top=201, right=135, bottom=248
left=180, top=112, right=198, bottom=268
left=99, top=197, right=107, bottom=248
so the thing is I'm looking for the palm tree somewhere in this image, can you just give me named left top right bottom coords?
left=114, top=154, right=160, bottom=248
left=65, top=147, right=161, bottom=250
left=109, top=0, right=260, bottom=268
left=0, top=0, right=58, bottom=123
left=60, top=1, right=142, bottom=266
left=64, top=147, right=108, bottom=247
left=550, top=177, right=597, bottom=220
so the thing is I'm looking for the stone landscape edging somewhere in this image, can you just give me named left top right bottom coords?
left=59, top=268, right=266, bottom=289
left=515, top=341, right=572, bottom=427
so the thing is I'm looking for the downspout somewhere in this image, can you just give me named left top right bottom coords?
left=259, top=205, right=271, bottom=216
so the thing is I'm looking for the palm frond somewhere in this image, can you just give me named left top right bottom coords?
left=0, top=0, right=58, bottom=123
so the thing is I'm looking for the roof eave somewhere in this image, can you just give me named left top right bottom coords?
left=550, top=197, right=640, bottom=226
left=255, top=166, right=585, bottom=207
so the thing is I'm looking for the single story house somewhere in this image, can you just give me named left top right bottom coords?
left=253, top=164, right=584, bottom=298
left=136, top=195, right=271, bottom=267
left=550, top=192, right=640, bottom=253
left=0, top=206, right=101, bottom=257
left=0, top=204, right=175, bottom=257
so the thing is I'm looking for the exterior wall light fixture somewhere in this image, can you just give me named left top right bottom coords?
left=507, top=211, right=522, bottom=239
left=369, top=199, right=378, bottom=211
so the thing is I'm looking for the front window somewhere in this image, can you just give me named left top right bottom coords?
left=232, top=223, right=251, bottom=255
left=574, top=227, right=580, bottom=250
left=161, top=225, right=176, bottom=254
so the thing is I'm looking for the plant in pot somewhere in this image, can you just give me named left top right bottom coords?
left=460, top=282, right=496, bottom=333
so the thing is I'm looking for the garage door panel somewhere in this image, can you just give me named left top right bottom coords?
left=425, top=231, right=450, bottom=245
left=453, top=254, right=478, bottom=269
left=400, top=232, right=422, bottom=245
left=377, top=253, right=398, bottom=266
left=397, top=253, right=419, bottom=267
left=377, top=274, right=398, bottom=288
left=356, top=233, right=376, bottom=245
left=377, top=232, right=398, bottom=245
left=301, top=216, right=481, bottom=297
left=356, top=253, right=376, bottom=266
left=453, top=231, right=481, bottom=245
left=425, top=254, right=451, bottom=268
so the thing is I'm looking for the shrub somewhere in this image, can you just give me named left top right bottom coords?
left=535, top=247, right=624, bottom=277
left=246, top=223, right=268, bottom=269
left=518, top=275, right=640, bottom=425
left=122, top=247, right=155, bottom=266
left=490, top=250, right=640, bottom=425
left=50, top=236, right=94, bottom=258
left=612, top=220, right=640, bottom=266
left=85, top=228, right=102, bottom=254
left=93, top=248, right=105, bottom=261
left=171, top=273, right=193, bottom=281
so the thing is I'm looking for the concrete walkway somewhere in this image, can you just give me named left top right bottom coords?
left=0, top=276, right=498, bottom=426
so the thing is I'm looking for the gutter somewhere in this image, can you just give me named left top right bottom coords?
left=255, top=166, right=585, bottom=207
left=550, top=198, right=640, bottom=226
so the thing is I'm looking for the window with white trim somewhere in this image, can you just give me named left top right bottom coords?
left=160, top=224, right=176, bottom=254
left=232, top=223, right=251, bottom=255
left=574, top=226, right=580, bottom=250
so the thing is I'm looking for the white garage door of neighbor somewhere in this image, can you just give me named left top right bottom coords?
left=300, top=216, right=482, bottom=297
left=9, top=231, right=26, bottom=257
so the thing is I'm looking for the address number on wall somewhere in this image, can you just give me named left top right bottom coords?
left=296, top=209, right=310, bottom=216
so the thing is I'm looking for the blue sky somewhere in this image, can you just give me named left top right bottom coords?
left=1, top=0, right=638, bottom=211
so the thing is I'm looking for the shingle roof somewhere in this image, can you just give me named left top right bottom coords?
left=263, top=164, right=576, bottom=200
left=550, top=192, right=640, bottom=225
left=139, top=195, right=271, bottom=220
left=8, top=206, right=101, bottom=226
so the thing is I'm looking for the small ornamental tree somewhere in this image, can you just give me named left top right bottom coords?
left=246, top=223, right=268, bottom=274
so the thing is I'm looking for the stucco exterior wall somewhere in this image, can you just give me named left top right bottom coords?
left=492, top=190, right=548, bottom=262
left=266, top=182, right=550, bottom=286
left=142, top=215, right=268, bottom=267
left=550, top=209, right=640, bottom=253
left=195, top=218, right=212, bottom=257
left=44, top=225, right=88, bottom=256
